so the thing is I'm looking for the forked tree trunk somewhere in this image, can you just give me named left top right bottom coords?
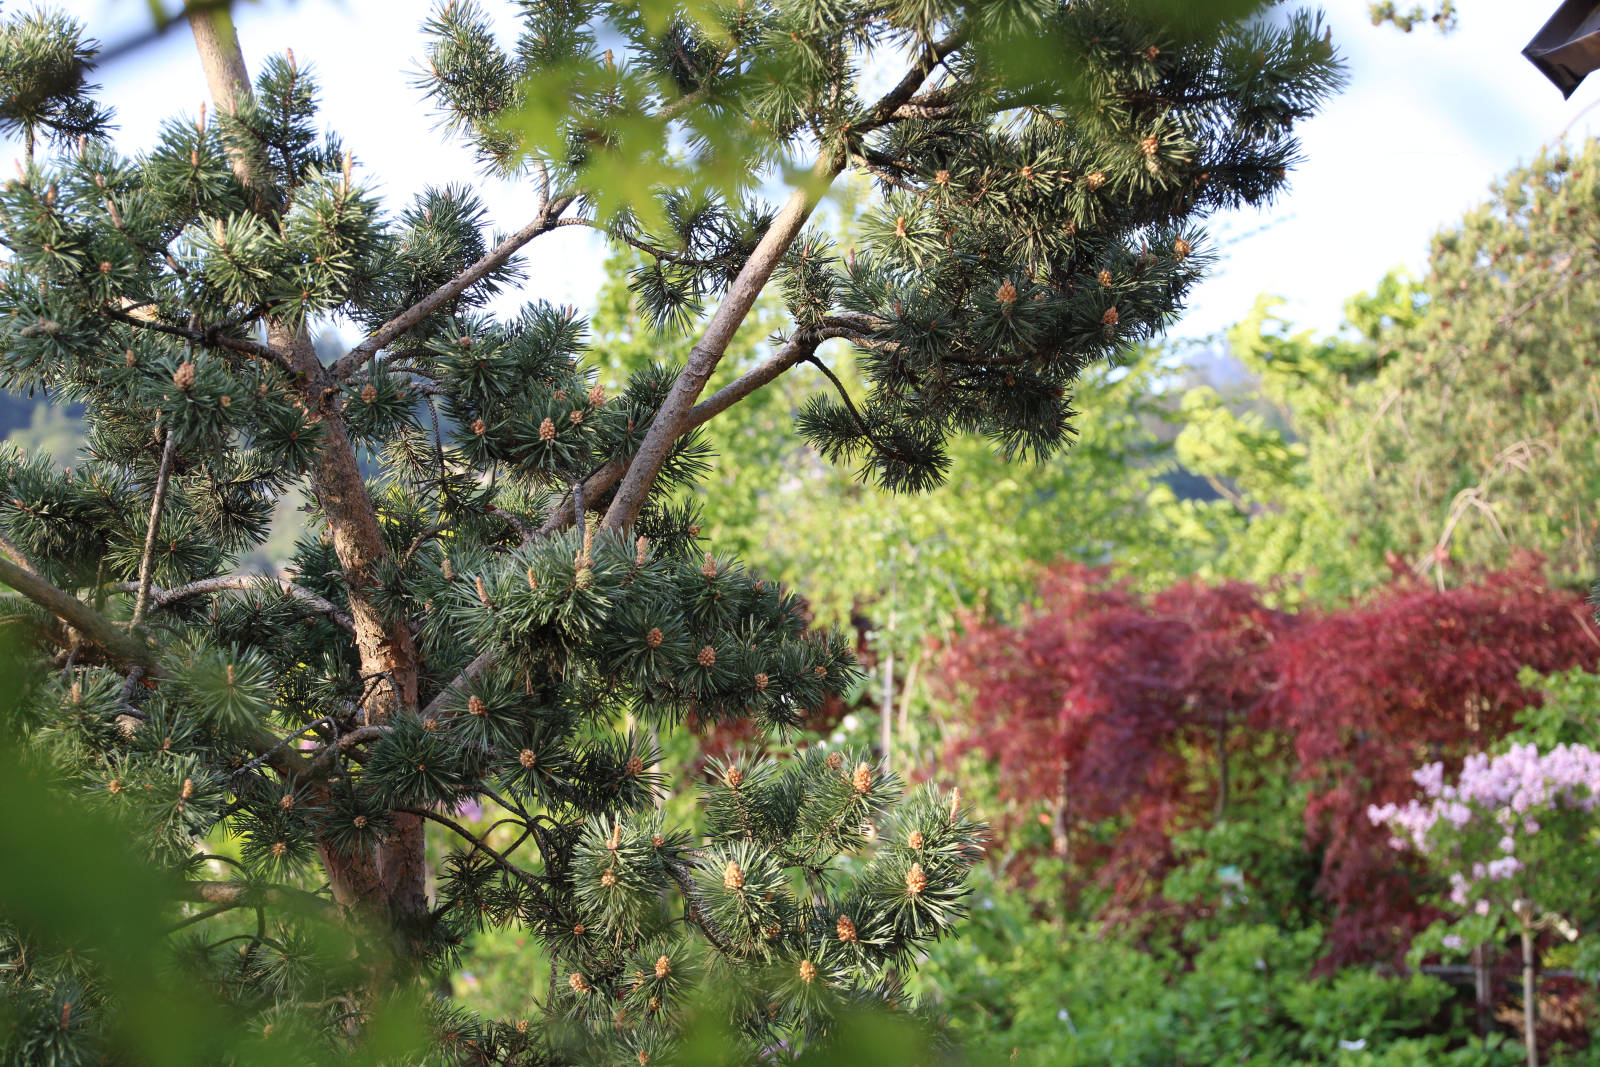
left=189, top=12, right=428, bottom=935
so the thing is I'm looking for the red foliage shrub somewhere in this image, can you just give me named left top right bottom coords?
left=937, top=560, right=1600, bottom=963
left=1266, top=565, right=1600, bottom=963
left=938, top=565, right=1294, bottom=902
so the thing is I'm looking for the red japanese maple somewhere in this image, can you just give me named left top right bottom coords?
left=1269, top=566, right=1600, bottom=962
left=938, top=560, right=1600, bottom=962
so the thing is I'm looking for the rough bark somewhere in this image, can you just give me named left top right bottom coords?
left=277, top=329, right=427, bottom=926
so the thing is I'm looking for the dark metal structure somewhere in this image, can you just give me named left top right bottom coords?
left=1525, top=0, right=1600, bottom=97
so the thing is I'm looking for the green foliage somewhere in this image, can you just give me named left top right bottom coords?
left=0, top=0, right=1346, bottom=1059
left=913, top=878, right=1515, bottom=1066
left=1184, top=143, right=1600, bottom=600
left=1369, top=2, right=1458, bottom=34
left=0, top=6, right=111, bottom=162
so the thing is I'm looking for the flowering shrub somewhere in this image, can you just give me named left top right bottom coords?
left=938, top=562, right=1600, bottom=962
left=1370, top=744, right=1600, bottom=957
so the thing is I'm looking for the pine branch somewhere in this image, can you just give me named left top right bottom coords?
left=421, top=649, right=496, bottom=722
left=330, top=195, right=576, bottom=380
left=540, top=325, right=856, bottom=538
left=0, top=531, right=38, bottom=576
left=102, top=305, right=295, bottom=375
left=177, top=879, right=342, bottom=921
left=396, top=805, right=558, bottom=909
left=0, top=565, right=315, bottom=778
left=107, top=575, right=356, bottom=634
left=600, top=30, right=965, bottom=532
left=554, top=218, right=723, bottom=269
left=855, top=28, right=968, bottom=132
left=0, top=555, right=158, bottom=673
left=662, top=859, right=735, bottom=955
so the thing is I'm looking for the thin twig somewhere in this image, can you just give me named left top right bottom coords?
left=132, top=429, right=177, bottom=628
left=108, top=575, right=355, bottom=634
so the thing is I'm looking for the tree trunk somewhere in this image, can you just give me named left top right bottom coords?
left=1473, top=942, right=1492, bottom=1043
left=1521, top=919, right=1540, bottom=1067
left=279, top=330, right=427, bottom=930
left=189, top=16, right=428, bottom=935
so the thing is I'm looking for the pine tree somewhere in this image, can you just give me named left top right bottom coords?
left=0, top=1, right=1339, bottom=1061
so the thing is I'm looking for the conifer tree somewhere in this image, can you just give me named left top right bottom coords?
left=0, top=0, right=1339, bottom=1061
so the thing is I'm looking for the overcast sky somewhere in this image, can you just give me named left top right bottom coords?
left=8, top=0, right=1600, bottom=345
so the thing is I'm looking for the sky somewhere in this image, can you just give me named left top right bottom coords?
left=8, top=0, right=1600, bottom=346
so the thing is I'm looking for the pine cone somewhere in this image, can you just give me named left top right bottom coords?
left=906, top=862, right=928, bottom=896
left=723, top=860, right=745, bottom=890
left=836, top=915, right=858, bottom=942
left=697, top=646, right=717, bottom=667
left=852, top=762, right=872, bottom=794
left=568, top=973, right=591, bottom=995
left=538, top=417, right=556, bottom=441
left=798, top=960, right=818, bottom=984
left=655, top=955, right=671, bottom=978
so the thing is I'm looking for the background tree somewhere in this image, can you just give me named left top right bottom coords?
left=0, top=0, right=1339, bottom=1060
left=1176, top=142, right=1600, bottom=601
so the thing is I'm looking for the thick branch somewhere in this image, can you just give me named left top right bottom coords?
left=331, top=196, right=575, bottom=380
left=542, top=326, right=857, bottom=538
left=600, top=183, right=824, bottom=530
left=186, top=6, right=274, bottom=214
left=177, top=879, right=341, bottom=920
left=0, top=532, right=37, bottom=576
left=600, top=32, right=961, bottom=531
left=0, top=556, right=157, bottom=672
